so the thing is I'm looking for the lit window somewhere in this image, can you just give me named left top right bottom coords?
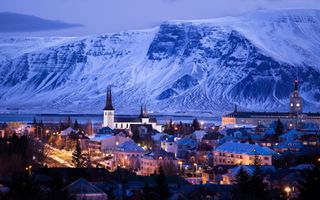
left=290, top=103, right=293, bottom=107
left=296, top=103, right=300, bottom=107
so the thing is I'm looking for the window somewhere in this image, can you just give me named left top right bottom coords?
left=290, top=103, right=293, bottom=107
left=264, top=157, right=269, bottom=160
left=296, top=103, right=300, bottom=107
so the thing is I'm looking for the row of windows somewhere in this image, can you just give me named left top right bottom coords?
left=115, top=123, right=129, bottom=129
left=141, top=161, right=155, bottom=166
left=118, top=153, right=142, bottom=158
left=218, top=153, right=243, bottom=158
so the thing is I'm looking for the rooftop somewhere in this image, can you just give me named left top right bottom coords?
left=90, top=134, right=113, bottom=141
left=63, top=178, right=106, bottom=195
left=215, top=142, right=276, bottom=155
left=116, top=141, right=145, bottom=153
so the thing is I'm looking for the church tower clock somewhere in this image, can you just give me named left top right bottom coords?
left=289, top=80, right=303, bottom=114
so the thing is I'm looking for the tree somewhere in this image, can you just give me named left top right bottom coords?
left=274, top=118, right=284, bottom=137
left=298, top=159, right=320, bottom=200
left=74, top=119, right=80, bottom=131
left=72, top=140, right=86, bottom=168
left=160, top=159, right=178, bottom=176
left=248, top=135, right=254, bottom=144
left=231, top=167, right=251, bottom=200
left=132, top=129, right=142, bottom=143
left=249, top=154, right=268, bottom=200
left=192, top=118, right=201, bottom=131
left=154, top=167, right=169, bottom=200
left=66, top=115, right=73, bottom=128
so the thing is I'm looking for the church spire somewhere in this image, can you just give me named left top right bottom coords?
left=139, top=104, right=149, bottom=118
left=294, top=79, right=298, bottom=91
left=144, top=104, right=149, bottom=117
left=104, top=86, right=114, bottom=110
left=140, top=104, right=144, bottom=117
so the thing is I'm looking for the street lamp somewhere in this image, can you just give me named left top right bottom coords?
left=284, top=186, right=291, bottom=200
left=178, top=161, right=183, bottom=175
left=25, top=165, right=32, bottom=175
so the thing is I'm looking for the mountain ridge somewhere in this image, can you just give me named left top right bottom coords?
left=0, top=9, right=320, bottom=115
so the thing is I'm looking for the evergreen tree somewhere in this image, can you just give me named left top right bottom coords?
left=192, top=118, right=201, bottom=131
left=298, top=159, right=320, bottom=200
left=164, top=119, right=175, bottom=134
left=66, top=115, right=73, bottom=128
left=179, top=121, right=183, bottom=135
left=74, top=119, right=80, bottom=131
left=72, top=140, right=86, bottom=168
left=154, top=167, right=169, bottom=200
left=132, top=130, right=141, bottom=143
left=249, top=154, right=268, bottom=200
left=32, top=117, right=37, bottom=125
left=231, top=167, right=251, bottom=200
left=274, top=118, right=284, bottom=137
left=248, top=135, right=254, bottom=144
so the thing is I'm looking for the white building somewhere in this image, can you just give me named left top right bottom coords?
left=103, top=87, right=162, bottom=132
left=138, top=149, right=177, bottom=176
left=160, top=136, right=179, bottom=155
left=88, top=134, right=132, bottom=157
left=113, top=141, right=146, bottom=170
left=214, top=142, right=275, bottom=166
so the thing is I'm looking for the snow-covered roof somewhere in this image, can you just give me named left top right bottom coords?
left=97, top=126, right=113, bottom=134
left=176, top=137, right=198, bottom=146
left=289, top=164, right=314, bottom=170
left=279, top=129, right=301, bottom=140
left=192, top=130, right=208, bottom=140
left=224, top=124, right=256, bottom=129
left=228, top=165, right=276, bottom=177
left=152, top=133, right=169, bottom=142
left=90, top=134, right=113, bottom=141
left=215, top=142, right=276, bottom=155
left=275, top=137, right=303, bottom=149
left=116, top=141, right=145, bottom=153
left=63, top=178, right=106, bottom=196
left=60, top=127, right=75, bottom=136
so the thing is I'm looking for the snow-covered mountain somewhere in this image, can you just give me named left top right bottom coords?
left=1, top=9, right=320, bottom=115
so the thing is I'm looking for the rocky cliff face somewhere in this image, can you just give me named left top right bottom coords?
left=0, top=9, right=320, bottom=114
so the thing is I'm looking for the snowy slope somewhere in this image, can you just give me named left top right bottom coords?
left=0, top=9, right=320, bottom=115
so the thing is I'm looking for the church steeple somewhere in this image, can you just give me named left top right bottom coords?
left=234, top=104, right=238, bottom=113
left=139, top=104, right=149, bottom=118
left=104, top=86, right=114, bottom=111
left=294, top=79, right=298, bottom=91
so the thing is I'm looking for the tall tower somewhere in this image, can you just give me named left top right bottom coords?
left=103, top=86, right=115, bottom=128
left=139, top=104, right=149, bottom=123
left=289, top=80, right=303, bottom=113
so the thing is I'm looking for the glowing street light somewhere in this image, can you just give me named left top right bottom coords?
left=178, top=161, right=183, bottom=175
left=284, top=186, right=291, bottom=200
left=25, top=165, right=32, bottom=175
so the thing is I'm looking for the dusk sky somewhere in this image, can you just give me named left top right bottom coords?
left=1, top=0, right=320, bottom=36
